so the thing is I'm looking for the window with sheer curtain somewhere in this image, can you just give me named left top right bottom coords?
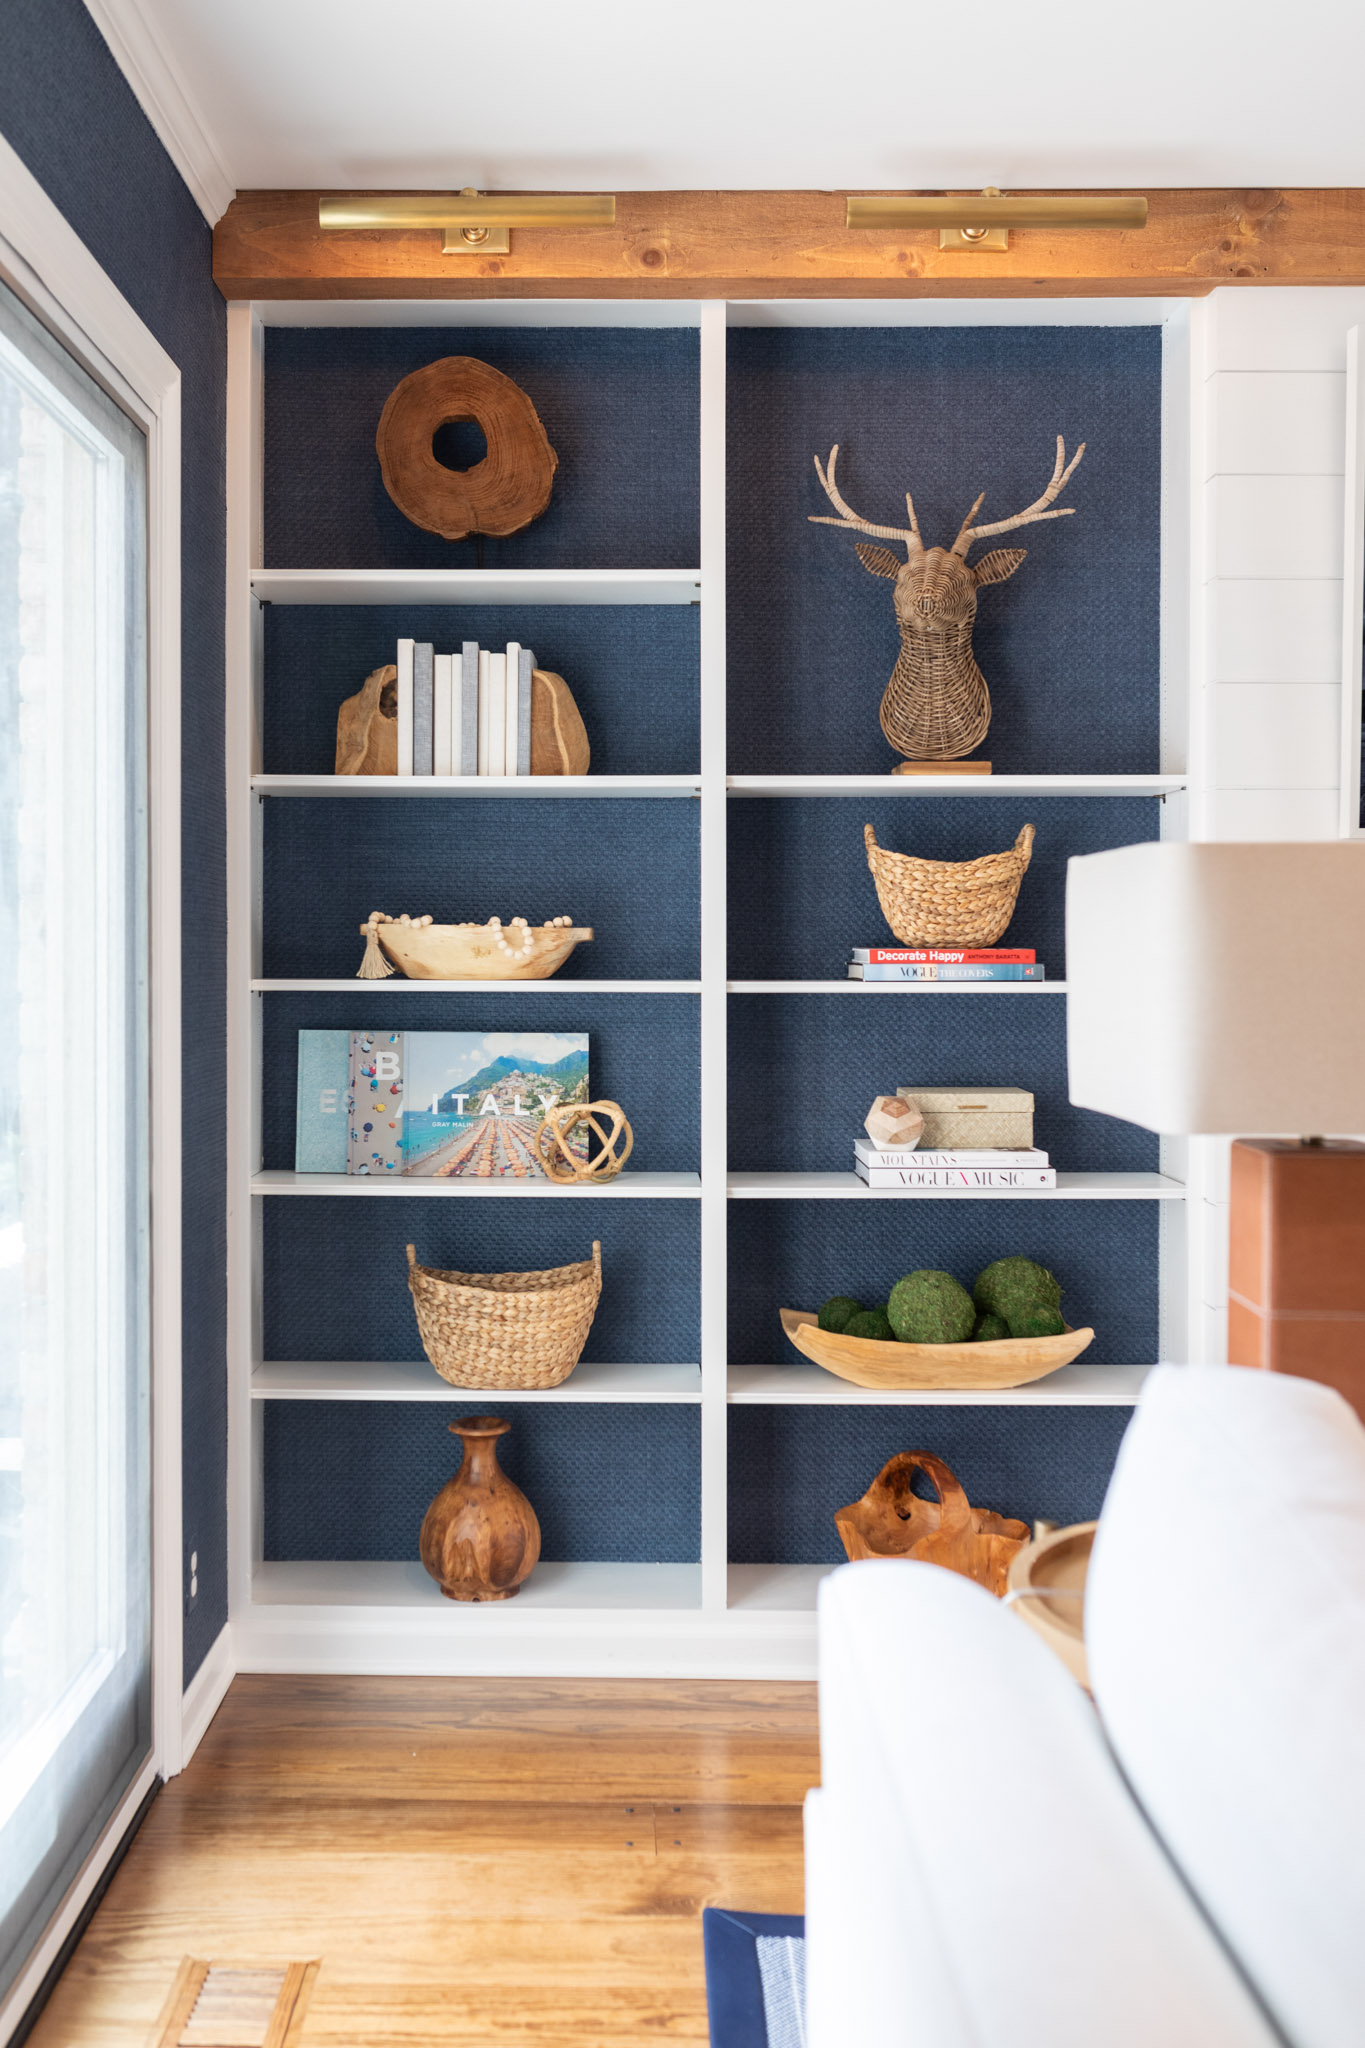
left=0, top=277, right=151, bottom=2008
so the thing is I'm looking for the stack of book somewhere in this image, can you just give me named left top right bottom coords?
left=854, top=1138, right=1056, bottom=1190
left=394, top=638, right=538, bottom=777
left=849, top=947, right=1044, bottom=982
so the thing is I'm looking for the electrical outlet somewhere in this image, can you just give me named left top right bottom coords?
left=186, top=1549, right=198, bottom=1608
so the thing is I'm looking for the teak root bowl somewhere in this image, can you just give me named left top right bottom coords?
left=378, top=923, right=593, bottom=981
left=779, top=1307, right=1094, bottom=1390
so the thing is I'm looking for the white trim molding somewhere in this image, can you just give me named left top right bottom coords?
left=181, top=1625, right=234, bottom=1765
left=81, top=0, right=235, bottom=225
left=0, top=124, right=187, bottom=2046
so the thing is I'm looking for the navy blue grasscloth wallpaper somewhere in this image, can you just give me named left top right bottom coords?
left=265, top=604, right=699, bottom=777
left=262, top=994, right=699, bottom=1175
left=264, top=326, right=700, bottom=570
left=727, top=1201, right=1158, bottom=1367
left=728, top=1000, right=1157, bottom=1175
left=0, top=2, right=227, bottom=1680
left=727, top=325, right=1161, bottom=775
left=266, top=1404, right=700, bottom=1563
left=265, top=1197, right=699, bottom=1365
left=262, top=798, right=700, bottom=981
left=729, top=1406, right=1132, bottom=1563
left=728, top=794, right=1159, bottom=978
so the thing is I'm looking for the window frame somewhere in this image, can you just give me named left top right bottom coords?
left=0, top=129, right=182, bottom=2043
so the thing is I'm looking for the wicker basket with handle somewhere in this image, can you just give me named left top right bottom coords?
left=863, top=821, right=1035, bottom=948
left=406, top=1241, right=602, bottom=1390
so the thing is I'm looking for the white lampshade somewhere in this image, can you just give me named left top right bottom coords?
left=1066, top=841, right=1365, bottom=1135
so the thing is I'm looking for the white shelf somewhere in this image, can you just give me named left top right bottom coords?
left=728, top=980, right=1066, bottom=995
left=252, top=1359, right=701, bottom=1403
left=727, top=1363, right=1152, bottom=1405
left=253, top=978, right=701, bottom=994
left=726, top=774, right=1185, bottom=798
left=251, top=1559, right=702, bottom=1612
left=250, top=568, right=702, bottom=607
left=251, top=1169, right=702, bottom=1198
left=728, top=1564, right=836, bottom=1613
left=251, top=774, right=700, bottom=799
left=726, top=1171, right=1186, bottom=1200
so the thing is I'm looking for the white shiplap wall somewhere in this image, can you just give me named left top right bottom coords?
left=1189, top=286, right=1364, bottom=1361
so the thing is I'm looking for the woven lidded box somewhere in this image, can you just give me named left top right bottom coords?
left=895, top=1087, right=1034, bottom=1150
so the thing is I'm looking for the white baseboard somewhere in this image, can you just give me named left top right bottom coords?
left=180, top=1623, right=235, bottom=1767
left=232, top=1607, right=818, bottom=1681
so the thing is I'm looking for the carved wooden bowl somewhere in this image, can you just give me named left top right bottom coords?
left=1006, top=1521, right=1096, bottom=1685
left=377, top=923, right=593, bottom=981
left=779, top=1307, right=1093, bottom=1390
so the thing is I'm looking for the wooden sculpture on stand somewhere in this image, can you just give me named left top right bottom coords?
left=808, top=435, right=1085, bottom=765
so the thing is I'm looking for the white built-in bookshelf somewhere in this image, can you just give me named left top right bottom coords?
left=226, top=295, right=1197, bottom=1679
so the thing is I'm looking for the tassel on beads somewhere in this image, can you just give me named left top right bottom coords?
left=357, top=912, right=396, bottom=979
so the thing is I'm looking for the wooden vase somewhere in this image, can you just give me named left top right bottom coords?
left=418, top=1415, right=541, bottom=1602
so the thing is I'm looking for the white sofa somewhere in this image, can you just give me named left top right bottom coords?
left=804, top=1364, right=1365, bottom=2048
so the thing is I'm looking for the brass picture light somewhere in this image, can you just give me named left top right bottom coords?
left=319, top=189, right=616, bottom=256
left=847, top=187, right=1148, bottom=252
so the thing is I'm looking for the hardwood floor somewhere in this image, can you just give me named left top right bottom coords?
left=27, top=1677, right=819, bottom=2046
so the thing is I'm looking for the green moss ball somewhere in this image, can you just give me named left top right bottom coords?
left=887, top=1270, right=976, bottom=1345
left=972, top=1311, right=1011, bottom=1343
left=845, top=1307, right=894, bottom=1342
left=1011, top=1304, right=1067, bottom=1339
left=818, top=1294, right=864, bottom=1334
left=973, top=1257, right=1063, bottom=1323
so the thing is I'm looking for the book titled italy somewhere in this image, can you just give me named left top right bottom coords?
left=348, top=1031, right=589, bottom=1178
left=293, top=1031, right=590, bottom=1178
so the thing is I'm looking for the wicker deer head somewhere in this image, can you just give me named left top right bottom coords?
left=809, top=436, right=1085, bottom=762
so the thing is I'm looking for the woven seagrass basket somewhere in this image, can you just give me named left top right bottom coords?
left=864, top=821, right=1035, bottom=948
left=406, top=1241, right=602, bottom=1390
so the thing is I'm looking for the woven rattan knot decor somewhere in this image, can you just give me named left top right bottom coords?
left=535, top=1100, right=635, bottom=1183
left=808, top=436, right=1085, bottom=764
left=864, top=821, right=1035, bottom=947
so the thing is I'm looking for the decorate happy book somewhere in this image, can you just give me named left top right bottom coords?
left=294, top=1030, right=590, bottom=1179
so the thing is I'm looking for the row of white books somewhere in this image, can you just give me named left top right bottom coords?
left=394, top=638, right=535, bottom=777
left=853, top=1136, right=1056, bottom=1190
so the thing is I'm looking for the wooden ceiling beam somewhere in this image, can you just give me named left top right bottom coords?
left=213, top=188, right=1365, bottom=300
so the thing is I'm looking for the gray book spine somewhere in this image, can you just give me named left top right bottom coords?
left=460, top=640, right=479, bottom=776
left=517, top=646, right=534, bottom=776
left=413, top=642, right=434, bottom=775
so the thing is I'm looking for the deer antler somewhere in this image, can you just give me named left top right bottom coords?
left=950, top=436, right=1086, bottom=557
left=808, top=446, right=923, bottom=550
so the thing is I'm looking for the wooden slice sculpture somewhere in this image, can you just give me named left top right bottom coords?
left=376, top=356, right=558, bottom=540
left=535, top=1100, right=635, bottom=1183
left=808, top=435, right=1085, bottom=762
left=835, top=1449, right=1030, bottom=1595
left=530, top=669, right=591, bottom=775
left=335, top=662, right=398, bottom=775
left=419, top=1415, right=541, bottom=1601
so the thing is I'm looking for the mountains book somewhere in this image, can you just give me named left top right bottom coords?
left=294, top=1030, right=590, bottom=1179
left=854, top=1140, right=1049, bottom=1169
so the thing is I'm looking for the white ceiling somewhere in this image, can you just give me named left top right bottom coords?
left=108, top=0, right=1365, bottom=206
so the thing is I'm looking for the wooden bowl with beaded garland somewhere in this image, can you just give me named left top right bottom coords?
left=356, top=910, right=593, bottom=981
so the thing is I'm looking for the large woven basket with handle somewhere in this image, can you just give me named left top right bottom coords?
left=406, top=1241, right=602, bottom=1390
left=864, top=821, right=1035, bottom=948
